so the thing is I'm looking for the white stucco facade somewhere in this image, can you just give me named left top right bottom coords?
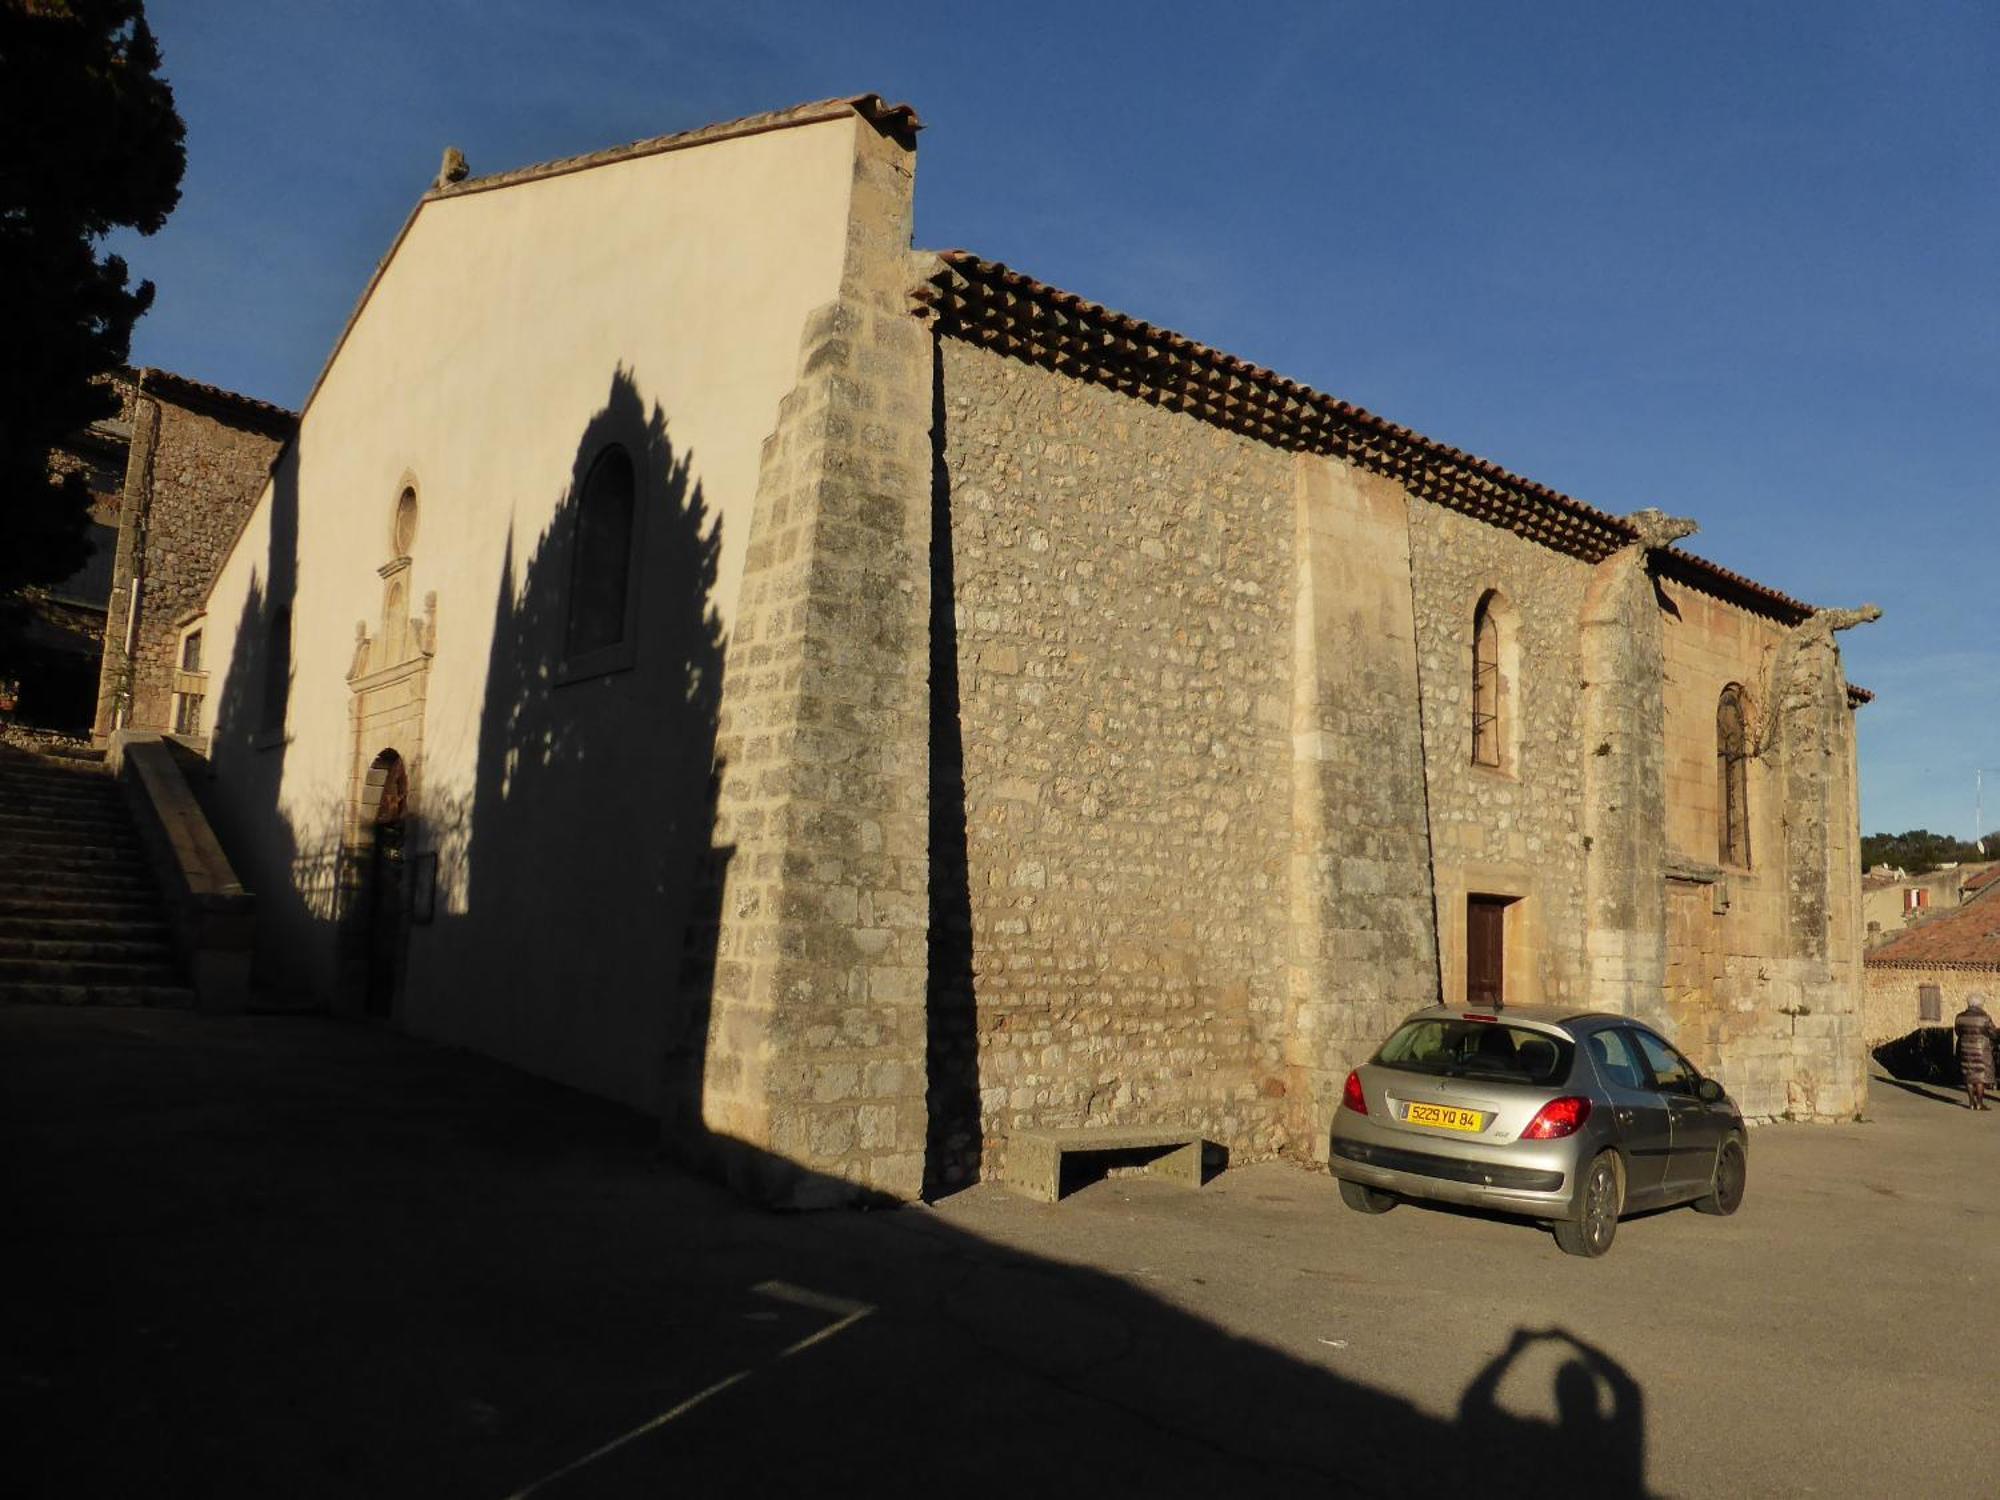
left=200, top=106, right=869, bottom=1109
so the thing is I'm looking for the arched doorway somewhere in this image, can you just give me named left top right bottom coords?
left=360, top=749, right=408, bottom=1018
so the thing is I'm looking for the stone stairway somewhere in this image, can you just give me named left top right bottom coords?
left=0, top=744, right=194, bottom=1007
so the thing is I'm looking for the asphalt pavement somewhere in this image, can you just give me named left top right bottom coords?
left=2, top=1007, right=1994, bottom=1498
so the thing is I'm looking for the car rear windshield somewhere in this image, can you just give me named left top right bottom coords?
left=1373, top=1019, right=1575, bottom=1086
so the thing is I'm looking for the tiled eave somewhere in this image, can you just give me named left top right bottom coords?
left=138, top=368, right=297, bottom=436
left=920, top=251, right=1824, bottom=627
left=1865, top=957, right=2000, bottom=973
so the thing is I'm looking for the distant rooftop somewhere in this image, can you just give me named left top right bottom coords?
left=1866, top=885, right=2000, bottom=970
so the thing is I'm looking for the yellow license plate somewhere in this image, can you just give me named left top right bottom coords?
left=1405, top=1102, right=1484, bottom=1132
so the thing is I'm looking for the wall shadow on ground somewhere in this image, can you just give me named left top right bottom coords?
left=2, top=1009, right=1657, bottom=1499
left=423, top=367, right=730, bottom=1118
left=1873, top=1027, right=1962, bottom=1089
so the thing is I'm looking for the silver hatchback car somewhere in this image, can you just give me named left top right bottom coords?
left=1329, top=1004, right=1747, bottom=1256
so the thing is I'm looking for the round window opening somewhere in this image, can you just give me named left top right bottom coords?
left=392, top=487, right=419, bottom=555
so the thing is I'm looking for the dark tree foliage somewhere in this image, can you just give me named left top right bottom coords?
left=0, top=0, right=184, bottom=598
left=1861, top=828, right=2000, bottom=876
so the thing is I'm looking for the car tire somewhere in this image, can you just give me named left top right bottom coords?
left=1553, top=1150, right=1623, bottom=1258
left=1692, top=1138, right=1747, bottom=1216
left=1338, top=1178, right=1396, bottom=1214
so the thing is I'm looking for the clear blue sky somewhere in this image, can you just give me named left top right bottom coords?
left=109, top=1, right=1998, bottom=838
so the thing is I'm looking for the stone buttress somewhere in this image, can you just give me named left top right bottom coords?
left=1285, top=455, right=1441, bottom=1158
left=1579, top=513, right=1691, bottom=1030
left=672, top=116, right=934, bottom=1205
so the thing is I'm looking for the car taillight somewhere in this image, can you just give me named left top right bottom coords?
left=1522, top=1096, right=1593, bottom=1139
left=1341, top=1069, right=1368, bottom=1116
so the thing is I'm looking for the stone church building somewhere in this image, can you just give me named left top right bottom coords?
left=189, top=95, right=1875, bottom=1205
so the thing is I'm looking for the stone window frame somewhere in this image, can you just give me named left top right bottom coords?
left=1469, top=588, right=1520, bottom=775
left=390, top=476, right=421, bottom=559
left=1716, top=682, right=1752, bottom=870
left=171, top=616, right=207, bottom=739
left=556, top=441, right=646, bottom=685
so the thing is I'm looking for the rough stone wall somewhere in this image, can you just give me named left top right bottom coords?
left=684, top=119, right=935, bottom=1206
left=95, top=388, right=290, bottom=740
left=1651, top=580, right=1867, bottom=1119
left=44, top=370, right=136, bottom=533
left=1863, top=965, right=2000, bottom=1048
left=1656, top=582, right=1786, bottom=1084
left=936, top=338, right=1297, bottom=1180
left=1409, top=502, right=1592, bottom=1009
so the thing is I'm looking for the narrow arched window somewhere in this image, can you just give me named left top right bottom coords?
left=565, top=445, right=636, bottom=659
left=1717, top=684, right=1751, bottom=868
left=1472, top=595, right=1501, bottom=767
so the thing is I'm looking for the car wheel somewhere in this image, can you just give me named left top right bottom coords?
left=1693, top=1138, right=1747, bottom=1216
left=1553, top=1151, right=1623, bottom=1257
left=1338, top=1178, right=1396, bottom=1214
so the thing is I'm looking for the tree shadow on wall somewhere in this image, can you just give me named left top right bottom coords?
left=436, top=366, right=730, bottom=1122
left=201, top=430, right=338, bottom=1002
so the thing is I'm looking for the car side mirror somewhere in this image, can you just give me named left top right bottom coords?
left=1696, top=1077, right=1724, bottom=1104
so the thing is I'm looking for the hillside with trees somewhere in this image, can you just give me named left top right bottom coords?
left=1861, top=829, right=2000, bottom=876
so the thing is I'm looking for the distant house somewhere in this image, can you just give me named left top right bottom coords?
left=1861, top=862, right=1998, bottom=950
left=90, top=369, right=296, bottom=746
left=3, top=368, right=291, bottom=740
left=1863, top=884, right=2000, bottom=1045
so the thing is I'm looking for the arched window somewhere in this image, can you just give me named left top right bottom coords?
left=1471, top=593, right=1502, bottom=767
left=565, top=445, right=636, bottom=659
left=1717, top=684, right=1751, bottom=868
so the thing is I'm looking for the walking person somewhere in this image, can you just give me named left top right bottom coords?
left=1953, top=994, right=1998, bottom=1110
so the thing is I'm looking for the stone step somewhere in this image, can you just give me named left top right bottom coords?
left=0, top=980, right=193, bottom=1009
left=0, top=936, right=176, bottom=963
left=0, top=868, right=156, bottom=896
left=0, top=915, right=172, bottom=942
left=0, top=894, right=165, bottom=921
left=0, top=956, right=182, bottom=985
left=0, top=811, right=134, bottom=839
left=0, top=836, right=146, bottom=864
left=0, top=776, right=125, bottom=798
left=0, top=768, right=121, bottom=793
left=1, top=853, right=152, bottom=884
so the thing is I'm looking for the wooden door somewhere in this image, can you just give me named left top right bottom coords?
left=1467, top=895, right=1507, bottom=1010
left=364, top=755, right=408, bottom=1019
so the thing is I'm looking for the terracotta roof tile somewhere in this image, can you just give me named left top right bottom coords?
left=920, top=251, right=1832, bottom=626
left=137, top=368, right=296, bottom=433
left=1866, top=887, right=2000, bottom=970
